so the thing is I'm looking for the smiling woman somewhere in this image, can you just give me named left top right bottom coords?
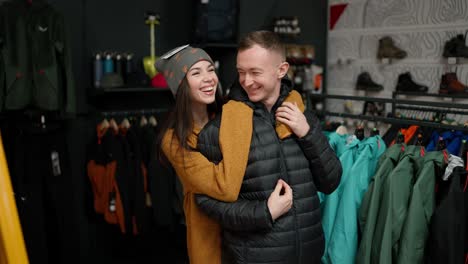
left=187, top=60, right=219, bottom=112
left=154, top=45, right=253, bottom=264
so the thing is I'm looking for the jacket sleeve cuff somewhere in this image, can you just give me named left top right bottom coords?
left=258, top=200, right=274, bottom=229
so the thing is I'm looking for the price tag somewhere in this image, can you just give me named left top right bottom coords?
left=381, top=58, right=390, bottom=65
left=51, top=151, right=61, bottom=176
left=447, top=57, right=457, bottom=64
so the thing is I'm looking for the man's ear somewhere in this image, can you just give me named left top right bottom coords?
left=277, top=61, right=290, bottom=79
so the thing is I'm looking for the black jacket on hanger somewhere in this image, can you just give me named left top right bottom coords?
left=426, top=166, right=467, bottom=264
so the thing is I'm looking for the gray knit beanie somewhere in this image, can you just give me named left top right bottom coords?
left=155, top=45, right=214, bottom=96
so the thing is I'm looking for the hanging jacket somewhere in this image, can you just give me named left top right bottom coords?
left=369, top=145, right=425, bottom=264
left=87, top=125, right=127, bottom=233
left=426, top=130, right=465, bottom=155
left=321, top=136, right=360, bottom=264
left=426, top=166, right=467, bottom=264
left=195, top=79, right=342, bottom=264
left=120, top=126, right=149, bottom=234
left=326, top=131, right=350, bottom=158
left=389, top=126, right=419, bottom=146
left=326, top=135, right=386, bottom=264
left=0, top=0, right=75, bottom=114
left=357, top=143, right=406, bottom=264
left=397, top=150, right=446, bottom=264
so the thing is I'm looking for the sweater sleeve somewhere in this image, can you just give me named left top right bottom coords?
left=161, top=101, right=252, bottom=202
left=297, top=111, right=342, bottom=194
left=195, top=194, right=274, bottom=231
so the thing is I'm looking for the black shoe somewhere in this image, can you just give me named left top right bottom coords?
left=443, top=34, right=468, bottom=58
left=356, top=72, right=383, bottom=91
left=395, top=72, right=428, bottom=93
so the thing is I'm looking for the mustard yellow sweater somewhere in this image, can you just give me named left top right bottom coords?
left=161, top=91, right=304, bottom=264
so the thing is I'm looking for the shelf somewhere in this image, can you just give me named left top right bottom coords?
left=195, top=42, right=238, bottom=49
left=320, top=111, right=468, bottom=132
left=88, top=86, right=171, bottom=98
left=93, top=87, right=169, bottom=93
left=87, top=86, right=174, bottom=112
left=393, top=91, right=468, bottom=99
left=308, top=93, right=468, bottom=109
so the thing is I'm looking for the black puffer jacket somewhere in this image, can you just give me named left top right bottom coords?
left=195, top=79, right=342, bottom=264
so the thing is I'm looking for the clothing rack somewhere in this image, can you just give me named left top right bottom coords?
left=394, top=105, right=468, bottom=116
left=309, top=93, right=468, bottom=110
left=308, top=91, right=468, bottom=132
left=321, top=111, right=468, bottom=132
left=99, top=108, right=167, bottom=117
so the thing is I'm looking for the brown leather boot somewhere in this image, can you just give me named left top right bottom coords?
left=439, top=72, right=468, bottom=94
left=377, top=36, right=407, bottom=60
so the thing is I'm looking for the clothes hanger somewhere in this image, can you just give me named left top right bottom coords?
left=109, top=118, right=119, bottom=132
left=140, top=115, right=148, bottom=127
left=100, top=118, right=110, bottom=129
left=370, top=127, right=379, bottom=137
left=396, top=131, right=405, bottom=144
left=355, top=125, right=365, bottom=141
left=120, top=117, right=131, bottom=129
left=336, top=124, right=348, bottom=135
left=415, top=132, right=423, bottom=146
left=436, top=136, right=446, bottom=151
left=149, top=115, right=158, bottom=127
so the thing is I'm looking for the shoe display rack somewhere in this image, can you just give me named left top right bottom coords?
left=308, top=92, right=468, bottom=132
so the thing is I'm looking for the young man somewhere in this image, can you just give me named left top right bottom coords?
left=195, top=30, right=342, bottom=264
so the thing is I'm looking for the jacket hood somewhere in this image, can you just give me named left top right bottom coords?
left=228, top=77, right=294, bottom=111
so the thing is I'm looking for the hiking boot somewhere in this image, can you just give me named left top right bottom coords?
left=395, top=72, right=428, bottom=93
left=356, top=72, right=383, bottom=91
left=439, top=72, right=468, bottom=94
left=377, top=36, right=407, bottom=60
left=442, top=34, right=468, bottom=58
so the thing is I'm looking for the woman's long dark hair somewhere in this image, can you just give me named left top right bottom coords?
left=157, top=77, right=224, bottom=164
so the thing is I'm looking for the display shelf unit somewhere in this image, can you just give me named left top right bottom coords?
left=308, top=92, right=468, bottom=132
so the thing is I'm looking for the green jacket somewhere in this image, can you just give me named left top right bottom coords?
left=0, top=0, right=75, bottom=114
left=326, top=135, right=386, bottom=264
left=369, top=145, right=424, bottom=264
left=321, top=135, right=360, bottom=264
left=357, top=143, right=405, bottom=264
left=397, top=151, right=445, bottom=264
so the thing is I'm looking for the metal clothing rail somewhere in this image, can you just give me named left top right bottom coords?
left=395, top=105, right=468, bottom=116
left=99, top=108, right=168, bottom=117
left=309, top=92, right=468, bottom=131
left=392, top=91, right=468, bottom=99
left=309, top=93, right=468, bottom=110
left=321, top=111, right=468, bottom=132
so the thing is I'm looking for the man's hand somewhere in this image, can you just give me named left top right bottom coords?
left=267, top=179, right=293, bottom=221
left=275, top=102, right=310, bottom=138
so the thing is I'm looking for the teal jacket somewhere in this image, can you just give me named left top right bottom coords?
left=0, top=0, right=75, bottom=114
left=397, top=151, right=445, bottom=264
left=321, top=134, right=360, bottom=264
left=357, top=143, right=406, bottom=264
left=369, top=145, right=425, bottom=264
left=326, top=136, right=386, bottom=264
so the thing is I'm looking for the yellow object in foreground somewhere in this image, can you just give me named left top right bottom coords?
left=0, top=132, right=29, bottom=264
